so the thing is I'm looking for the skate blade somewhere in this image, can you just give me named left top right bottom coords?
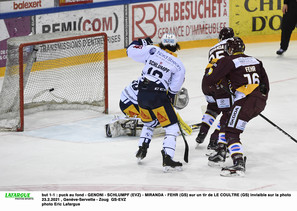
left=208, top=160, right=224, bottom=168
left=220, top=170, right=245, bottom=177
left=195, top=143, right=201, bottom=149
left=137, top=157, right=143, bottom=164
left=163, top=166, right=183, bottom=173
left=205, top=150, right=216, bottom=157
left=206, top=151, right=230, bottom=158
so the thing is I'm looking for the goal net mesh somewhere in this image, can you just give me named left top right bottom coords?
left=0, top=32, right=108, bottom=131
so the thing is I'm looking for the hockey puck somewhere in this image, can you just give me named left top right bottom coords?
left=49, top=88, right=54, bottom=92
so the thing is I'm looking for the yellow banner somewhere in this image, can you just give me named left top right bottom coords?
left=230, top=0, right=283, bottom=36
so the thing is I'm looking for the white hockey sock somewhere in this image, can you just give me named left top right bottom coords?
left=138, top=125, right=153, bottom=147
left=218, top=132, right=227, bottom=145
left=163, top=135, right=176, bottom=158
left=163, top=123, right=179, bottom=158
left=215, top=122, right=221, bottom=130
left=228, top=143, right=244, bottom=157
left=202, top=113, right=215, bottom=127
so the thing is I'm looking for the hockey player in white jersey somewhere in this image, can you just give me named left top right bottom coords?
left=119, top=79, right=140, bottom=118
left=127, top=33, right=186, bottom=171
left=105, top=78, right=189, bottom=140
left=120, top=78, right=159, bottom=156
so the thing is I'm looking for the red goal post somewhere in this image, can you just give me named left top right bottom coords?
left=0, top=32, right=108, bottom=131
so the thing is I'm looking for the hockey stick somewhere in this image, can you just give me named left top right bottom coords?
left=220, top=85, right=297, bottom=143
left=177, top=121, right=189, bottom=163
left=190, top=123, right=202, bottom=130
left=176, top=112, right=193, bottom=135
left=135, top=121, right=201, bottom=131
left=258, top=114, right=297, bottom=143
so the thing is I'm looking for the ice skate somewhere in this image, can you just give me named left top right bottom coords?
left=220, top=156, right=247, bottom=177
left=195, top=131, right=207, bottom=149
left=205, top=139, right=218, bottom=156
left=161, top=150, right=182, bottom=172
left=208, top=143, right=226, bottom=167
left=276, top=48, right=285, bottom=55
left=136, top=142, right=149, bottom=162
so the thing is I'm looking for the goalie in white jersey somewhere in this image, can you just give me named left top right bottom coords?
left=126, top=33, right=186, bottom=170
left=119, top=79, right=140, bottom=118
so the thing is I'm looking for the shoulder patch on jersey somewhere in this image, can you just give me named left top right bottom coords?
left=232, top=56, right=259, bottom=68
left=149, top=47, right=157, bottom=55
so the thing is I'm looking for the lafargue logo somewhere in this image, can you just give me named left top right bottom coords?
left=13, top=0, right=42, bottom=10
left=5, top=193, right=34, bottom=200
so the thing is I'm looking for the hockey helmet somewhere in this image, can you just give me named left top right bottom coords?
left=174, top=87, right=189, bottom=110
left=219, top=27, right=234, bottom=40
left=161, top=33, right=177, bottom=46
left=225, top=37, right=245, bottom=55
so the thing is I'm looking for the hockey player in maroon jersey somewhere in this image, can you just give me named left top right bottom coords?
left=203, top=37, right=270, bottom=176
left=196, top=27, right=234, bottom=153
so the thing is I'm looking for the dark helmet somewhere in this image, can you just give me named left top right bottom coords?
left=219, top=27, right=234, bottom=40
left=225, top=37, right=245, bottom=55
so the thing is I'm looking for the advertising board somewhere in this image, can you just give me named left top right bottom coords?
left=34, top=5, right=124, bottom=51
left=0, top=0, right=55, bottom=13
left=0, top=17, right=31, bottom=74
left=59, top=0, right=93, bottom=6
left=130, top=0, right=229, bottom=43
left=229, top=0, right=283, bottom=36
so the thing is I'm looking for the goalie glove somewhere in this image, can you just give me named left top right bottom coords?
left=167, top=87, right=189, bottom=110
left=259, top=83, right=268, bottom=96
left=174, top=87, right=189, bottom=110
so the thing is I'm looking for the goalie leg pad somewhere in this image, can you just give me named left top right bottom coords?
left=105, top=116, right=139, bottom=137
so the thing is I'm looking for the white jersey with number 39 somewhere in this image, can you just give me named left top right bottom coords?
left=120, top=80, right=139, bottom=105
left=127, top=44, right=185, bottom=95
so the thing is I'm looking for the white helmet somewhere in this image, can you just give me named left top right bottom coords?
left=161, top=33, right=177, bottom=46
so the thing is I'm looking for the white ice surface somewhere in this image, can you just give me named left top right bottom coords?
left=0, top=41, right=297, bottom=210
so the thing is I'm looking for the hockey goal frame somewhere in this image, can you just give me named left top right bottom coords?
left=16, top=32, right=108, bottom=131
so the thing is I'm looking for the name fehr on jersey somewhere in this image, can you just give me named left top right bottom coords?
left=127, top=44, right=185, bottom=95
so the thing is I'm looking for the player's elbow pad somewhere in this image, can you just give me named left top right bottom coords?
left=126, top=40, right=141, bottom=49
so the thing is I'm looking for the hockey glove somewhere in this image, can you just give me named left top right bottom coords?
left=167, top=91, right=176, bottom=105
left=259, top=83, right=268, bottom=95
left=138, top=37, right=153, bottom=46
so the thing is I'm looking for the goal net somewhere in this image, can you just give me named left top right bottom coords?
left=0, top=32, right=108, bottom=131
